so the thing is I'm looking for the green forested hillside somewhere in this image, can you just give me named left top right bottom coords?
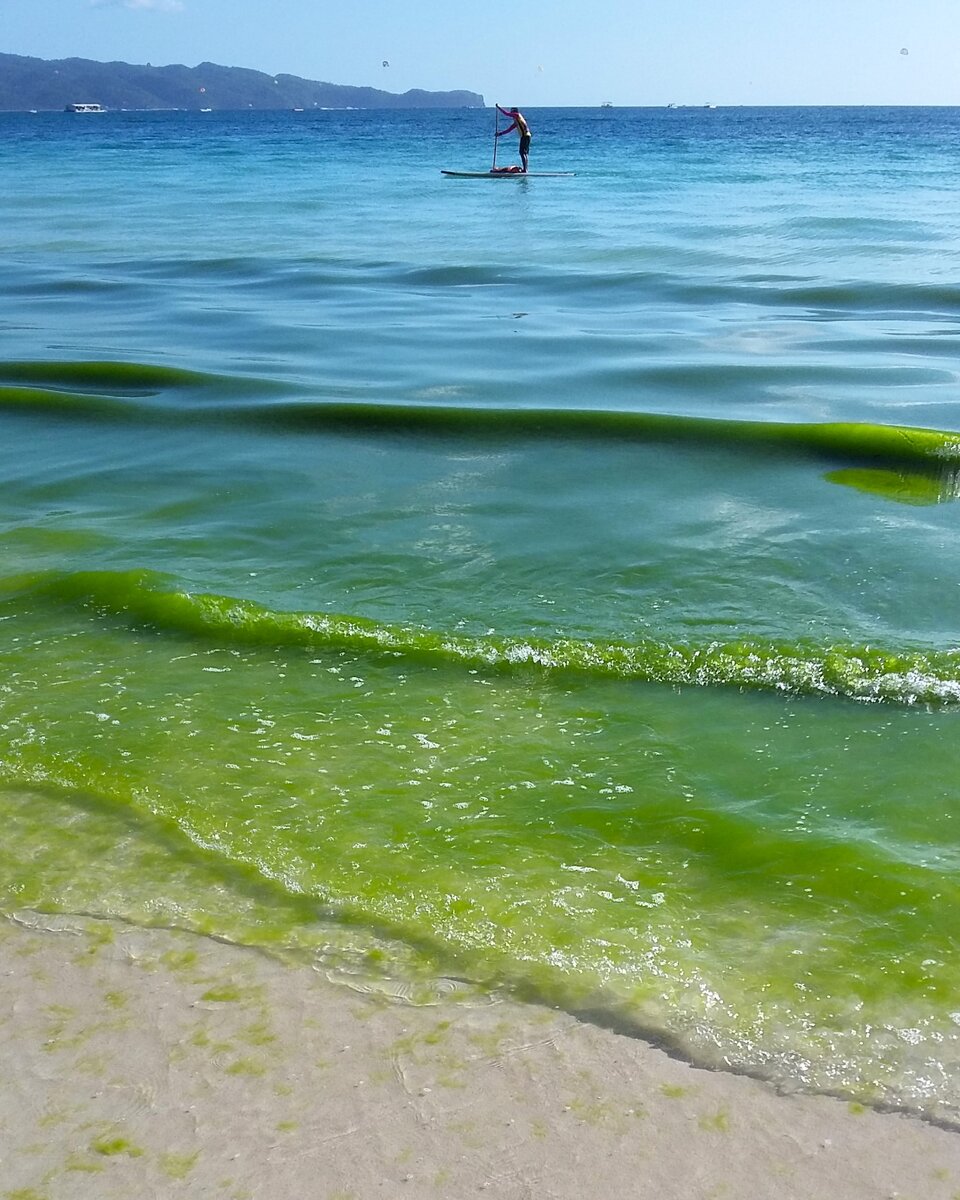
left=0, top=52, right=484, bottom=110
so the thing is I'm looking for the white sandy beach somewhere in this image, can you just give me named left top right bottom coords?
left=1, top=912, right=958, bottom=1200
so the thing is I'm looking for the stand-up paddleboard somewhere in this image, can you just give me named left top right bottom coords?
left=441, top=169, right=576, bottom=177
left=442, top=105, right=575, bottom=178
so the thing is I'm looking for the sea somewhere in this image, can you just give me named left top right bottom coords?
left=2, top=104, right=960, bottom=1126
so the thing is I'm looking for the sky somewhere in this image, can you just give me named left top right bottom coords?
left=5, top=0, right=960, bottom=107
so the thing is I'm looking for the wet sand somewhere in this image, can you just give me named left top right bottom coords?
left=1, top=911, right=958, bottom=1199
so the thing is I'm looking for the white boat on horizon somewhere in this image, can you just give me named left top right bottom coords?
left=65, top=103, right=106, bottom=113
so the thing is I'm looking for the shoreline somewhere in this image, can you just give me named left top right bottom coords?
left=2, top=913, right=958, bottom=1198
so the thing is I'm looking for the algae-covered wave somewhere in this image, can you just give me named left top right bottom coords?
left=0, top=359, right=281, bottom=402
left=236, top=403, right=960, bottom=474
left=17, top=568, right=960, bottom=706
left=0, top=360, right=218, bottom=391
left=3, top=359, right=960, bottom=477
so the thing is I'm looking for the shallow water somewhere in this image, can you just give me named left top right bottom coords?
left=2, top=106, right=960, bottom=1124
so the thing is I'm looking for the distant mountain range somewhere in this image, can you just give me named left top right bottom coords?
left=0, top=52, right=484, bottom=111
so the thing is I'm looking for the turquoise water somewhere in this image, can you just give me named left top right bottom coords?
left=3, top=106, right=960, bottom=1123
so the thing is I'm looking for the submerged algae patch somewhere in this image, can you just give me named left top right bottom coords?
left=825, top=466, right=960, bottom=505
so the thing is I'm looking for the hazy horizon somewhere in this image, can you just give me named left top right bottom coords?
left=5, top=0, right=960, bottom=109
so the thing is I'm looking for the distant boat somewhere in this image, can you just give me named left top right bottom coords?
left=199, top=107, right=212, bottom=113
left=600, top=101, right=613, bottom=108
left=64, top=102, right=106, bottom=113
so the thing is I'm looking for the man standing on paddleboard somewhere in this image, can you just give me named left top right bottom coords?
left=495, top=106, right=531, bottom=173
